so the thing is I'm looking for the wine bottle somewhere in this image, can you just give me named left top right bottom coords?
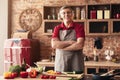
left=21, top=58, right=27, bottom=71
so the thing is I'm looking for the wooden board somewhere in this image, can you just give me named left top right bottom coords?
left=42, top=72, right=84, bottom=78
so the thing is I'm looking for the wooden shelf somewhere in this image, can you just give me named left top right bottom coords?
left=43, top=4, right=120, bottom=36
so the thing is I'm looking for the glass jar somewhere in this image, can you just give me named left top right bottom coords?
left=81, top=8, right=85, bottom=19
left=76, top=7, right=81, bottom=19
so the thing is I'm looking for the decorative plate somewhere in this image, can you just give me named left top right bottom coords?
left=19, top=8, right=42, bottom=32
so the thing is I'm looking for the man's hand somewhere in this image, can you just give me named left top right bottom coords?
left=51, top=38, right=75, bottom=49
left=62, top=38, right=85, bottom=51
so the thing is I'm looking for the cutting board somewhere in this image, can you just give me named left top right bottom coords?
left=42, top=72, right=84, bottom=78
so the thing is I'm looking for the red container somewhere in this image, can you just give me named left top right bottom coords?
left=4, top=39, right=40, bottom=72
left=90, top=10, right=96, bottom=19
left=116, top=13, right=120, bottom=19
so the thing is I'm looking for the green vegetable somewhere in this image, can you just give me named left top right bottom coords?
left=63, top=71, right=83, bottom=74
left=69, top=77, right=82, bottom=80
left=9, top=65, right=21, bottom=74
left=37, top=66, right=43, bottom=73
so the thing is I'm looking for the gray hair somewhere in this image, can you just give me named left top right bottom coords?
left=59, top=6, right=73, bottom=13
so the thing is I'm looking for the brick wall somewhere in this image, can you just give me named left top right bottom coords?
left=10, top=0, right=120, bottom=61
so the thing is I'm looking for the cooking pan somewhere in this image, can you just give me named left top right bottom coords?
left=92, top=69, right=120, bottom=80
left=92, top=73, right=114, bottom=80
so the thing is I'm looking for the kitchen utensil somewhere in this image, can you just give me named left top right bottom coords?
left=93, top=69, right=120, bottom=80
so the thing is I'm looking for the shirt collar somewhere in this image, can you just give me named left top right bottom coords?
left=60, top=21, right=74, bottom=29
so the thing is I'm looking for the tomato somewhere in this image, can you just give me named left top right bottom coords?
left=3, top=72, right=14, bottom=79
left=40, top=75, right=56, bottom=79
left=11, top=72, right=18, bottom=78
left=40, top=75, right=49, bottom=79
left=20, top=71, right=28, bottom=78
left=40, top=75, right=44, bottom=79
left=40, top=75, right=46, bottom=79
left=40, top=75, right=43, bottom=79
left=29, top=70, right=37, bottom=78
left=45, top=75, right=50, bottom=79
left=49, top=75, right=56, bottom=79
left=56, top=71, right=62, bottom=74
left=43, top=75, right=48, bottom=79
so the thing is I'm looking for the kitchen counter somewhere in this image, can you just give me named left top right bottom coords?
left=1, top=74, right=92, bottom=80
left=1, top=76, right=72, bottom=80
left=1, top=75, right=120, bottom=80
left=37, top=61, right=120, bottom=75
left=37, top=61, right=120, bottom=67
left=85, top=61, right=120, bottom=67
left=0, top=75, right=120, bottom=80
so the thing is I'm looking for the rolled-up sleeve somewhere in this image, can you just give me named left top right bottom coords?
left=75, top=24, right=85, bottom=38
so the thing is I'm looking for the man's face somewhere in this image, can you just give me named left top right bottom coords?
left=59, top=8, right=74, bottom=22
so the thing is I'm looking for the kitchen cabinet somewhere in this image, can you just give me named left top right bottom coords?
left=43, top=3, right=120, bottom=36
left=87, top=4, right=120, bottom=36
left=85, top=61, right=120, bottom=75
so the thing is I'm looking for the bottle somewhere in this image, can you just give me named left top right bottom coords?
left=104, top=7, right=110, bottom=19
left=81, top=8, right=85, bottom=19
left=90, top=7, right=96, bottom=19
left=94, top=55, right=99, bottom=62
left=97, top=9, right=103, bottom=19
left=76, top=7, right=81, bottom=19
left=51, top=8, right=56, bottom=20
left=21, top=58, right=27, bottom=71
left=84, top=56, right=89, bottom=61
left=47, top=15, right=51, bottom=19
left=51, top=52, right=55, bottom=62
left=93, top=48, right=99, bottom=62
left=116, top=8, right=120, bottom=19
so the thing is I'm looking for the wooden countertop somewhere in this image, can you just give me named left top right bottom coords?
left=2, top=73, right=85, bottom=80
left=2, top=61, right=120, bottom=80
left=85, top=61, right=120, bottom=67
left=37, top=61, right=120, bottom=67
left=1, top=75, right=120, bottom=80
left=2, top=76, right=93, bottom=80
left=1, top=73, right=92, bottom=80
